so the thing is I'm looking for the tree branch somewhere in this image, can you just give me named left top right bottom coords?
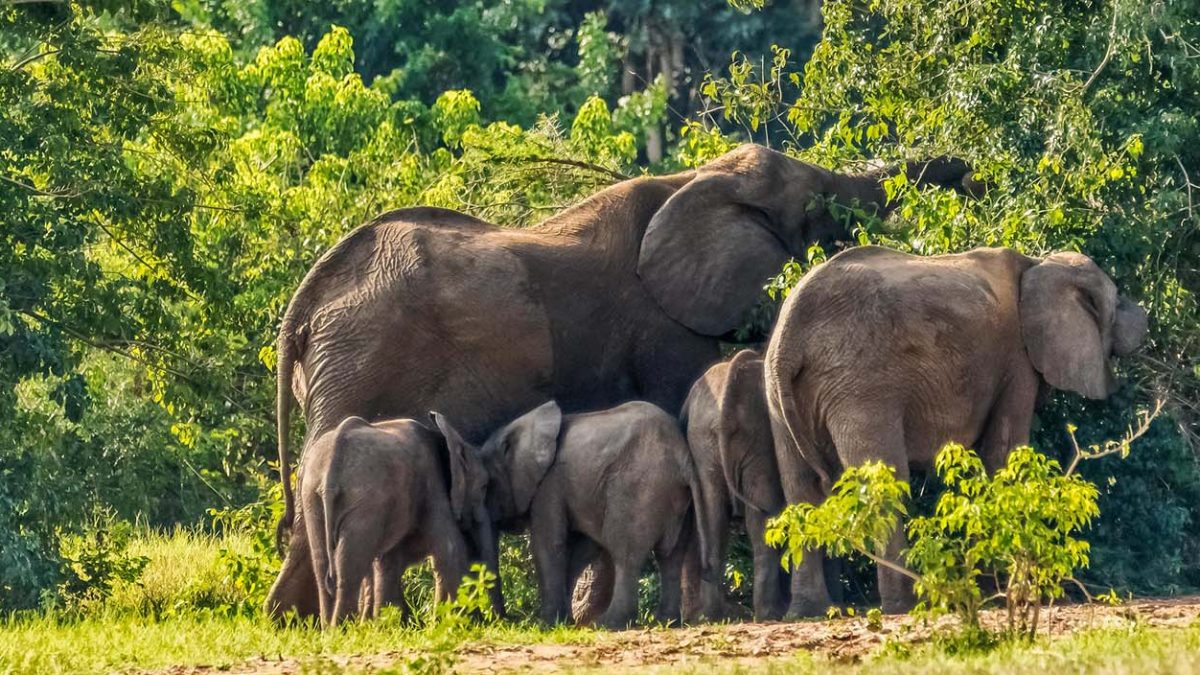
left=862, top=551, right=922, bottom=583
left=1082, top=1, right=1120, bottom=94
left=515, top=157, right=630, bottom=182
left=1065, top=398, right=1164, bottom=475
left=15, top=309, right=273, bottom=427
left=8, top=48, right=60, bottom=72
left=0, top=173, right=88, bottom=198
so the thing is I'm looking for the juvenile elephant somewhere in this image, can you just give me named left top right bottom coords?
left=680, top=349, right=786, bottom=621
left=453, top=400, right=710, bottom=629
left=301, top=414, right=496, bottom=626
left=764, top=246, right=1148, bottom=616
left=268, top=144, right=978, bottom=618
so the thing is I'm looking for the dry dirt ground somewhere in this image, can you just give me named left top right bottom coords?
left=162, top=596, right=1200, bottom=674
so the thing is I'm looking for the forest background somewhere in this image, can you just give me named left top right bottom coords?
left=1, top=0, right=1196, bottom=615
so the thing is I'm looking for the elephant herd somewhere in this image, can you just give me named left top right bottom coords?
left=265, top=144, right=1147, bottom=627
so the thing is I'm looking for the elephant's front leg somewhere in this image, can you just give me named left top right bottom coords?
left=745, top=506, right=786, bottom=621
left=428, top=520, right=470, bottom=606
left=877, top=524, right=916, bottom=613
left=597, top=556, right=642, bottom=630
left=530, top=503, right=572, bottom=625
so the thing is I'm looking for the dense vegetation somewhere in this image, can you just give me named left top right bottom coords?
left=1, top=0, right=1196, bottom=641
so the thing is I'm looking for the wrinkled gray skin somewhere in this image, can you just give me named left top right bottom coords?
left=680, top=349, right=786, bottom=621
left=267, top=144, right=979, bottom=619
left=472, top=400, right=710, bottom=629
left=764, top=246, right=1149, bottom=616
left=300, top=415, right=496, bottom=626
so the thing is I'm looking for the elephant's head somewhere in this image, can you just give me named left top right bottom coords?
left=477, top=401, right=563, bottom=525
left=637, top=144, right=977, bottom=336
left=429, top=411, right=504, bottom=615
left=1019, top=252, right=1148, bottom=399
left=717, top=350, right=783, bottom=514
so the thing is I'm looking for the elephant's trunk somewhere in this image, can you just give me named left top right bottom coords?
left=472, top=510, right=506, bottom=619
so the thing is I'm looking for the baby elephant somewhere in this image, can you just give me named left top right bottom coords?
left=681, top=349, right=787, bottom=621
left=457, top=400, right=709, bottom=629
left=301, top=414, right=494, bottom=626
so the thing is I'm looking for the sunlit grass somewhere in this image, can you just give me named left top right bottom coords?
left=5, top=529, right=1200, bottom=674
left=0, top=611, right=601, bottom=674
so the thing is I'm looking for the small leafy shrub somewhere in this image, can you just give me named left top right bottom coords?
left=495, top=534, right=540, bottom=622
left=767, top=406, right=1158, bottom=639
left=397, top=564, right=499, bottom=674
left=206, top=480, right=283, bottom=615
left=48, top=510, right=149, bottom=614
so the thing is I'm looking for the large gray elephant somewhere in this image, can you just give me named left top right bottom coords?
left=267, top=144, right=979, bottom=618
left=764, top=246, right=1148, bottom=616
left=680, top=349, right=786, bottom=621
left=300, top=415, right=493, bottom=626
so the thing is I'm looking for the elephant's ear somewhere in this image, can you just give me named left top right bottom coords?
left=430, top=411, right=477, bottom=522
left=1020, top=252, right=1118, bottom=400
left=506, top=401, right=563, bottom=514
left=637, top=146, right=818, bottom=336
left=718, top=350, right=780, bottom=513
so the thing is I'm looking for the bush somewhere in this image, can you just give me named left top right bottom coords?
left=766, top=407, right=1160, bottom=639
left=49, top=511, right=149, bottom=615
left=206, top=480, right=284, bottom=617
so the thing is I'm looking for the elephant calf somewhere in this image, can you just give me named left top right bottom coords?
left=681, top=349, right=787, bottom=621
left=301, top=414, right=496, bottom=626
left=458, top=400, right=709, bottom=629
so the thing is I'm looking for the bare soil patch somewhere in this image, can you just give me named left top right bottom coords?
left=157, top=596, right=1200, bottom=674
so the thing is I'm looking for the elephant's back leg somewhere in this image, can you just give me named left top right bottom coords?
left=826, top=408, right=914, bottom=613
left=265, top=508, right=322, bottom=621
left=769, top=413, right=831, bottom=618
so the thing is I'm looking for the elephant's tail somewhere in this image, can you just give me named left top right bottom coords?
left=321, top=487, right=339, bottom=597
left=275, top=333, right=298, bottom=553
left=766, top=351, right=834, bottom=493
left=682, top=448, right=717, bottom=586
left=302, top=486, right=335, bottom=608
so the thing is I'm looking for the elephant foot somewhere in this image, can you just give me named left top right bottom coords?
left=596, top=611, right=636, bottom=631
left=879, top=595, right=916, bottom=615
left=784, top=597, right=833, bottom=621
left=571, top=562, right=614, bottom=625
left=753, top=603, right=784, bottom=622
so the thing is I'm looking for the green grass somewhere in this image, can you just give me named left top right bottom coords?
left=101, top=526, right=257, bottom=616
left=5, top=615, right=1200, bottom=674
left=5, top=529, right=1200, bottom=674
left=0, top=611, right=599, bottom=673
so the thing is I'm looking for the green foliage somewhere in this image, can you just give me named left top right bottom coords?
left=49, top=511, right=149, bottom=615
left=766, top=462, right=911, bottom=568
left=767, top=442, right=1106, bottom=639
left=206, top=481, right=283, bottom=616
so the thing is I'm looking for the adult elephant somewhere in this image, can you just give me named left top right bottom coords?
left=266, top=144, right=978, bottom=619
left=764, top=246, right=1148, bottom=616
